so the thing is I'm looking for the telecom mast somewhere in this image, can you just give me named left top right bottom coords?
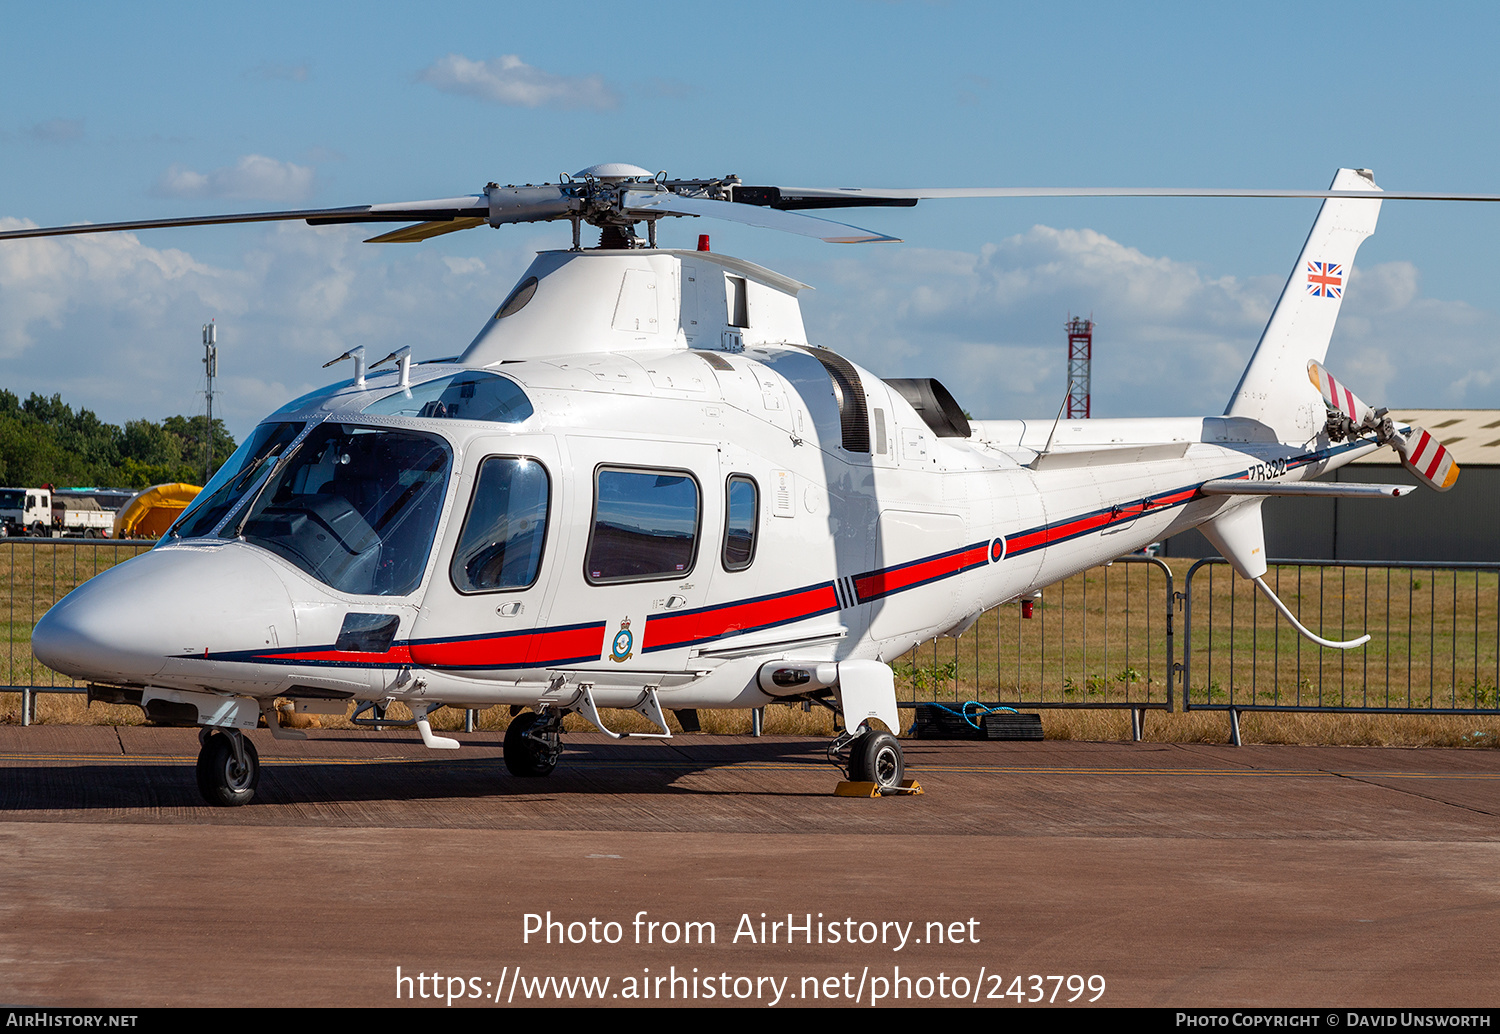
left=1065, top=316, right=1093, bottom=419
left=202, top=320, right=218, bottom=485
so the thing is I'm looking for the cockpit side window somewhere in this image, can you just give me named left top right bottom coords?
left=585, top=468, right=700, bottom=584
left=450, top=457, right=550, bottom=593
left=722, top=475, right=758, bottom=571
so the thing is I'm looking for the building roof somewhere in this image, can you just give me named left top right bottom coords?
left=1352, top=410, right=1500, bottom=466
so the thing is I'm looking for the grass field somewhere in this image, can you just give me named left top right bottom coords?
left=2, top=542, right=1497, bottom=747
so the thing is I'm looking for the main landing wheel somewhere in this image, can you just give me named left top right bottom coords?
left=196, top=731, right=260, bottom=806
left=504, top=711, right=559, bottom=777
left=849, top=729, right=905, bottom=791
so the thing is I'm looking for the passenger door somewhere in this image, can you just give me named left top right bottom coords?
left=404, top=434, right=572, bottom=680
left=559, top=435, right=720, bottom=672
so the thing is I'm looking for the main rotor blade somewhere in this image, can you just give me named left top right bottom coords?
left=622, top=191, right=900, bottom=243
left=757, top=186, right=1500, bottom=204
left=364, top=216, right=487, bottom=244
left=0, top=196, right=487, bottom=242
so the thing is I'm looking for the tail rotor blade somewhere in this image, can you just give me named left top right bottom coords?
left=1397, top=426, right=1461, bottom=492
left=1307, top=360, right=1374, bottom=426
left=1307, top=360, right=1458, bottom=490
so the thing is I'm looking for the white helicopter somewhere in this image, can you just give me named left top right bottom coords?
left=2, top=163, right=1477, bottom=805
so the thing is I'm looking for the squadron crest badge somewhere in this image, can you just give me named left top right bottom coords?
left=610, top=618, right=634, bottom=663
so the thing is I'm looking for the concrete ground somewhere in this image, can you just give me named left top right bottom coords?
left=2, top=725, right=1497, bottom=1008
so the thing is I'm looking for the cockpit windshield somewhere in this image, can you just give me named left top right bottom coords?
left=171, top=422, right=306, bottom=539
left=232, top=425, right=451, bottom=597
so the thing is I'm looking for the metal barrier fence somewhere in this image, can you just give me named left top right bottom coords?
left=1, top=538, right=156, bottom=723
left=1182, top=558, right=1500, bottom=736
left=6, top=544, right=1498, bottom=741
left=893, top=555, right=1174, bottom=737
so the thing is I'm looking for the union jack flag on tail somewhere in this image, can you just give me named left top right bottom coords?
left=1306, top=260, right=1343, bottom=298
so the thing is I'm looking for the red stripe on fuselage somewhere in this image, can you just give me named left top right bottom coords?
left=409, top=624, right=606, bottom=668
left=644, top=584, right=839, bottom=651
left=854, top=544, right=989, bottom=601
left=242, top=643, right=415, bottom=666
left=1005, top=488, right=1198, bottom=558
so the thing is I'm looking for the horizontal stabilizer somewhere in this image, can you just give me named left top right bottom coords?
left=1200, top=480, right=1410, bottom=498
left=1028, top=442, right=1190, bottom=470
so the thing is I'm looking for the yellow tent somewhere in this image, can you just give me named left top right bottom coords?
left=113, top=483, right=201, bottom=540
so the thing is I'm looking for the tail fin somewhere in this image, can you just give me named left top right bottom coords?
left=1225, top=168, right=1382, bottom=443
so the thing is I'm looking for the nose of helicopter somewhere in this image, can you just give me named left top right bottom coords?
left=33, top=544, right=296, bottom=683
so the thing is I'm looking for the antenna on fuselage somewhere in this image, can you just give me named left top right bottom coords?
left=371, top=345, right=412, bottom=389
left=323, top=345, right=367, bottom=389
left=1036, top=388, right=1070, bottom=462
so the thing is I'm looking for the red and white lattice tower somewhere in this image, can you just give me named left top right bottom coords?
left=1065, top=315, right=1093, bottom=419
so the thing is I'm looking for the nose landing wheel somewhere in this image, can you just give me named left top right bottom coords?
left=196, top=729, right=260, bottom=806
left=504, top=710, right=562, bottom=777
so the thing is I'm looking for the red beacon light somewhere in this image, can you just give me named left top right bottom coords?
left=697, top=234, right=710, bottom=252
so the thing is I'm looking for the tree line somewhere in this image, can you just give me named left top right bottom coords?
left=0, top=390, right=236, bottom=489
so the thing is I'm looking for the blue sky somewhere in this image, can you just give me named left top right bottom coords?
left=3, top=1, right=1498, bottom=438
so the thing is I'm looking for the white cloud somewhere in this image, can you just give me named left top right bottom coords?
left=0, top=218, right=241, bottom=358
left=1, top=215, right=1494, bottom=443
left=801, top=227, right=1500, bottom=420
left=153, top=154, right=316, bottom=202
left=418, top=53, right=619, bottom=111
left=245, top=61, right=310, bottom=82
left=0, top=218, right=538, bottom=436
left=443, top=256, right=487, bottom=276
left=27, top=118, right=84, bottom=143
left=1333, top=263, right=1500, bottom=408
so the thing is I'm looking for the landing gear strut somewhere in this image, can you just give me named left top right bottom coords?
left=504, top=710, right=562, bottom=777
left=195, top=728, right=259, bottom=806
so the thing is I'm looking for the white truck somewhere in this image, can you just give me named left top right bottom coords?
left=0, top=487, right=115, bottom=537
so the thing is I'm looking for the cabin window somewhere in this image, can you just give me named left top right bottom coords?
left=585, top=468, right=700, bottom=584
left=494, top=276, right=538, bottom=320
left=722, top=475, right=758, bottom=571
left=450, top=457, right=550, bottom=593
